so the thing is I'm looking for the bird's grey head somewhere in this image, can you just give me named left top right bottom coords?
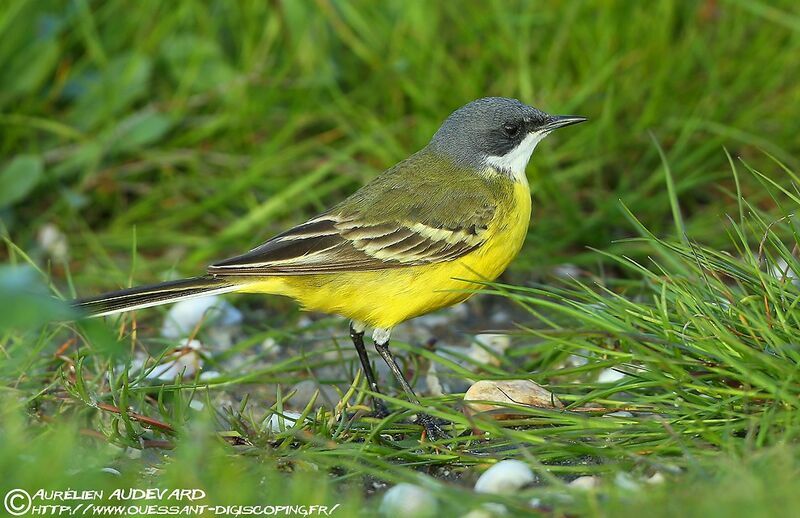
left=429, top=97, right=585, bottom=181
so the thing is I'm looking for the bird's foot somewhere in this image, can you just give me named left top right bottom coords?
left=417, top=414, right=449, bottom=442
left=370, top=400, right=390, bottom=419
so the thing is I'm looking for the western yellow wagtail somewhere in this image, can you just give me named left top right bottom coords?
left=74, top=97, right=585, bottom=439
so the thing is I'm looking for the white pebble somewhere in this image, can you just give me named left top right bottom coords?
left=207, top=327, right=238, bottom=350
left=183, top=338, right=202, bottom=350
left=124, top=448, right=141, bottom=459
left=553, top=263, right=581, bottom=278
left=264, top=411, right=304, bottom=432
left=598, top=369, right=626, bottom=383
left=490, top=310, right=511, bottom=324
left=128, top=355, right=147, bottom=373
left=296, top=316, right=314, bottom=328
left=37, top=223, right=69, bottom=260
left=468, top=334, right=511, bottom=366
left=425, top=362, right=444, bottom=397
left=160, top=296, right=242, bottom=339
left=462, top=503, right=508, bottom=517
left=146, top=339, right=204, bottom=381
left=603, top=411, right=634, bottom=418
left=770, top=258, right=799, bottom=285
left=614, top=472, right=641, bottom=492
left=647, top=472, right=665, bottom=484
left=261, top=337, right=283, bottom=358
left=566, top=353, right=588, bottom=367
left=379, top=483, right=438, bottom=518
left=199, top=370, right=221, bottom=381
left=474, top=460, right=535, bottom=495
left=569, top=476, right=600, bottom=490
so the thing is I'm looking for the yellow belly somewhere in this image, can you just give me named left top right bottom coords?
left=238, top=182, right=531, bottom=329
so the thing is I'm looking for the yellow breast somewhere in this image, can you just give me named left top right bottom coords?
left=240, top=181, right=532, bottom=329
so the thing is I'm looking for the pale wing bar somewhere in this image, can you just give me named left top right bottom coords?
left=208, top=215, right=489, bottom=276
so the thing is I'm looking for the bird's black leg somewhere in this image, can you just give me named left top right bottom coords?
left=372, top=329, right=447, bottom=441
left=349, top=321, right=389, bottom=417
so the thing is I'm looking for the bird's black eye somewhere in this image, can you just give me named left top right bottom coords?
left=503, top=122, right=521, bottom=138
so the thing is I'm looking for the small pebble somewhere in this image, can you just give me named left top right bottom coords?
left=261, top=337, right=283, bottom=358
left=566, top=353, right=589, bottom=367
left=647, top=472, right=665, bottom=484
left=462, top=503, right=508, bottom=517
left=597, top=369, right=626, bottom=383
left=614, top=472, right=641, bottom=492
left=425, top=362, right=444, bottom=397
left=490, top=310, right=511, bottom=325
left=770, top=258, right=799, bottom=285
left=468, top=334, right=511, bottom=367
left=569, top=476, right=600, bottom=490
left=124, top=448, right=141, bottom=460
left=160, top=296, right=242, bottom=340
left=603, top=411, right=634, bottom=418
left=207, top=327, right=239, bottom=350
left=553, top=263, right=581, bottom=278
left=100, top=467, right=121, bottom=477
left=264, top=411, right=304, bottom=432
left=146, top=339, right=204, bottom=381
left=379, top=483, right=438, bottom=518
left=37, top=223, right=69, bottom=261
left=296, top=316, right=314, bottom=328
left=464, top=379, right=562, bottom=419
left=199, top=370, right=221, bottom=381
left=474, top=460, right=535, bottom=494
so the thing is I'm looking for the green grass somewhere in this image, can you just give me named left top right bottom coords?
left=3, top=1, right=800, bottom=516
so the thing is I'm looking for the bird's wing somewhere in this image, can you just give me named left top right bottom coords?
left=208, top=152, right=501, bottom=276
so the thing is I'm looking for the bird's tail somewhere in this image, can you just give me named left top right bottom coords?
left=72, top=276, right=240, bottom=318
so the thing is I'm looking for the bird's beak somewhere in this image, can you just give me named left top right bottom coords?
left=542, top=115, right=587, bottom=132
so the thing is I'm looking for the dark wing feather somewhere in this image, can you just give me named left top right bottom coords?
left=207, top=215, right=490, bottom=276
left=208, top=150, right=505, bottom=276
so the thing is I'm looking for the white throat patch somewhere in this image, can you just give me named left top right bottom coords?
left=485, top=131, right=548, bottom=183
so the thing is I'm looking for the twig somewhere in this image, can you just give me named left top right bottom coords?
left=95, top=402, right=175, bottom=434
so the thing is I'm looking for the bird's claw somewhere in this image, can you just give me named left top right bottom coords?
left=371, top=400, right=390, bottom=419
left=417, top=414, right=449, bottom=442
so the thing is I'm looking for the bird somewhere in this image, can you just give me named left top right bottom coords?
left=73, top=97, right=586, bottom=440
